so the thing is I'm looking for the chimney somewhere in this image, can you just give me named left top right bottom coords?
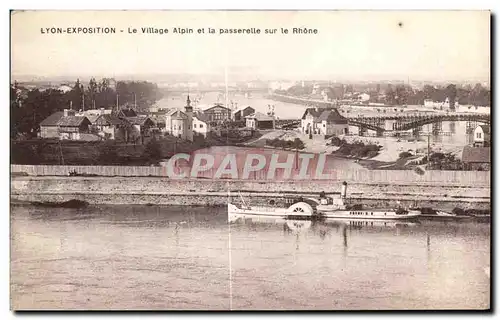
left=100, top=107, right=105, bottom=115
left=64, top=109, right=69, bottom=117
left=341, top=181, right=348, bottom=199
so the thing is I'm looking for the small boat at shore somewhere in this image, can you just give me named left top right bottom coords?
left=30, top=199, right=89, bottom=209
left=228, top=182, right=421, bottom=221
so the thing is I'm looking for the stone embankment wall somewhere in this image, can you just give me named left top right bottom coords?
left=11, top=175, right=490, bottom=211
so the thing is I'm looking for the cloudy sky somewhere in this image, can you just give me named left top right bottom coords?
left=11, top=10, right=490, bottom=81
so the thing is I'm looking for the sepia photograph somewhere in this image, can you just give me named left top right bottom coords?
left=9, top=10, right=491, bottom=310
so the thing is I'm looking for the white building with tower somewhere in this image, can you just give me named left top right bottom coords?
left=164, top=95, right=194, bottom=141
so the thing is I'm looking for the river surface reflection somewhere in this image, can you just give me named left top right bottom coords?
left=11, top=205, right=490, bottom=310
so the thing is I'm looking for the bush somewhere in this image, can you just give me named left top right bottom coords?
left=399, top=151, right=413, bottom=159
left=143, top=138, right=162, bottom=161
left=414, top=167, right=425, bottom=175
left=330, top=136, right=342, bottom=147
left=98, top=141, right=120, bottom=164
left=266, top=137, right=305, bottom=150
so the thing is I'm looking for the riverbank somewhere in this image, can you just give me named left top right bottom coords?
left=11, top=176, right=490, bottom=211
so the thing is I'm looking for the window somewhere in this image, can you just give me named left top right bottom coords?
left=477, top=132, right=482, bottom=139
left=194, top=124, right=197, bottom=128
left=173, top=125, right=176, bottom=130
left=200, top=124, right=204, bottom=128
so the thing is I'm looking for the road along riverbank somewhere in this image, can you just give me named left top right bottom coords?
left=11, top=176, right=490, bottom=211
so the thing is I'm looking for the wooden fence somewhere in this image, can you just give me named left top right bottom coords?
left=11, top=164, right=490, bottom=186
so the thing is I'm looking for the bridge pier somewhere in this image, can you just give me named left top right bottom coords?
left=412, top=126, right=422, bottom=137
left=432, top=121, right=442, bottom=135
left=449, top=121, right=456, bottom=134
left=359, top=126, right=367, bottom=137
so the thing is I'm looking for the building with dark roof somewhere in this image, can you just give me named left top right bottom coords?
left=462, top=146, right=490, bottom=171
left=301, top=107, right=348, bottom=137
left=39, top=109, right=92, bottom=140
left=127, top=116, right=155, bottom=140
left=203, top=104, right=231, bottom=123
left=245, top=112, right=275, bottom=130
left=94, top=114, right=131, bottom=141
left=39, top=111, right=64, bottom=138
left=115, top=108, right=138, bottom=118
left=233, top=106, right=255, bottom=121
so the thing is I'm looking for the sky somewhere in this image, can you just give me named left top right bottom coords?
left=10, top=10, right=491, bottom=82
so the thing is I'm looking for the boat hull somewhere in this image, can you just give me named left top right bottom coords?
left=319, top=211, right=421, bottom=220
left=228, top=203, right=421, bottom=221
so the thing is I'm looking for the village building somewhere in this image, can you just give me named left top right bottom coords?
left=301, top=107, right=348, bottom=136
left=77, top=108, right=113, bottom=125
left=165, top=109, right=188, bottom=139
left=93, top=114, right=131, bottom=141
left=115, top=107, right=137, bottom=118
left=164, top=96, right=194, bottom=141
left=473, top=125, right=490, bottom=147
left=192, top=112, right=211, bottom=138
left=462, top=146, right=490, bottom=171
left=39, top=111, right=65, bottom=139
left=39, top=109, right=92, bottom=140
left=58, top=114, right=92, bottom=140
left=203, top=104, right=232, bottom=123
left=233, top=106, right=255, bottom=121
left=245, top=112, right=275, bottom=130
left=127, top=116, right=155, bottom=140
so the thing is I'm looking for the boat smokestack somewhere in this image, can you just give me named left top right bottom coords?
left=341, top=181, right=347, bottom=199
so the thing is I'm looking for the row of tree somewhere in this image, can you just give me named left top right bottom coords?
left=278, top=82, right=490, bottom=107
left=10, top=78, right=162, bottom=139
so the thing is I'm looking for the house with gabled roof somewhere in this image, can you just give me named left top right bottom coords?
left=233, top=106, right=255, bottom=121
left=245, top=112, right=275, bottom=130
left=474, top=125, right=490, bottom=147
left=203, top=104, right=231, bottom=123
left=192, top=112, right=211, bottom=138
left=300, top=107, right=348, bottom=137
left=39, top=109, right=92, bottom=140
left=115, top=107, right=137, bottom=118
left=40, top=111, right=65, bottom=139
left=165, top=109, right=188, bottom=139
left=94, top=114, right=131, bottom=141
left=57, top=114, right=92, bottom=140
left=127, top=116, right=155, bottom=140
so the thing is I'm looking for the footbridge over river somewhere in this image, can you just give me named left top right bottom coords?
left=346, top=113, right=490, bottom=135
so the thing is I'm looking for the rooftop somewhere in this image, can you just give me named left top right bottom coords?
left=462, top=146, right=490, bottom=163
left=57, top=116, right=90, bottom=127
left=477, top=125, right=490, bottom=134
left=127, top=116, right=153, bottom=126
left=246, top=112, right=274, bottom=121
left=40, top=111, right=64, bottom=126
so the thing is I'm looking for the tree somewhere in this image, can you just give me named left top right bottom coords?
left=446, top=84, right=457, bottom=110
left=385, top=86, right=396, bottom=105
left=69, top=78, right=84, bottom=110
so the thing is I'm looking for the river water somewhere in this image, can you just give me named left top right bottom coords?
left=11, top=205, right=490, bottom=310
